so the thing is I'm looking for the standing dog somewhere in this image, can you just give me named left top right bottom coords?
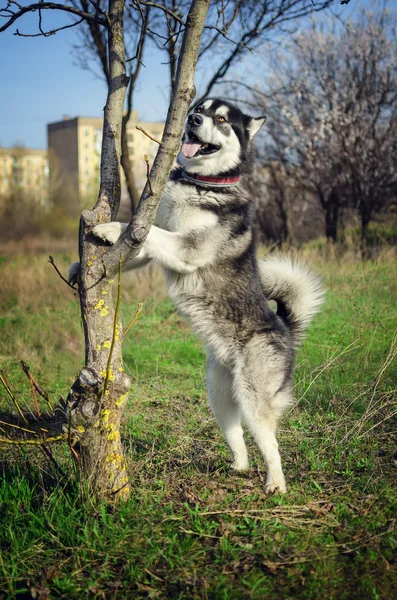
left=91, top=98, right=324, bottom=493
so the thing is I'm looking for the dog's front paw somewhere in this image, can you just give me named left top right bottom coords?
left=68, top=262, right=81, bottom=286
left=92, top=222, right=126, bottom=245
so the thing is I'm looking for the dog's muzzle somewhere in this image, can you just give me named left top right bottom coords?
left=181, top=122, right=221, bottom=159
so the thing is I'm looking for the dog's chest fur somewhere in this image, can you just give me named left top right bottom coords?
left=155, top=179, right=217, bottom=233
left=152, top=176, right=285, bottom=365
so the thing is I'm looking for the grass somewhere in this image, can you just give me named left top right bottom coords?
left=0, top=249, right=396, bottom=599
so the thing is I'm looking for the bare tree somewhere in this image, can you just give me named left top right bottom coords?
left=131, top=0, right=336, bottom=104
left=0, top=0, right=210, bottom=500
left=70, top=0, right=336, bottom=212
left=70, top=0, right=151, bottom=212
left=243, top=3, right=397, bottom=248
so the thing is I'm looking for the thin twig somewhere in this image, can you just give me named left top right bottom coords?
left=144, top=154, right=154, bottom=196
left=48, top=255, right=78, bottom=290
left=40, top=445, right=68, bottom=479
left=14, top=15, right=86, bottom=37
left=20, top=360, right=40, bottom=415
left=123, top=303, right=143, bottom=338
left=0, top=372, right=28, bottom=424
left=0, top=434, right=68, bottom=445
left=0, top=419, right=37, bottom=436
left=20, top=360, right=53, bottom=410
left=136, top=125, right=161, bottom=144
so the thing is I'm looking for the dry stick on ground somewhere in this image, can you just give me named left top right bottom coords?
left=64, top=0, right=211, bottom=502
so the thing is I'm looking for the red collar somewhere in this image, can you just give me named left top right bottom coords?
left=181, top=171, right=240, bottom=188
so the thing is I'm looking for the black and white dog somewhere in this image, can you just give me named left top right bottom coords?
left=90, top=98, right=324, bottom=493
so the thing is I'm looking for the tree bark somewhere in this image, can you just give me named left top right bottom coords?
left=101, top=0, right=211, bottom=273
left=269, top=164, right=289, bottom=245
left=66, top=0, right=131, bottom=502
left=325, top=188, right=339, bottom=243
left=66, top=0, right=210, bottom=502
left=121, top=117, right=140, bottom=214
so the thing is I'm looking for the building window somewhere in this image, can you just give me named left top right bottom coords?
left=94, top=129, right=102, bottom=155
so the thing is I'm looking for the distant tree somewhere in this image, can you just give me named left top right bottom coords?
left=241, top=3, right=397, bottom=250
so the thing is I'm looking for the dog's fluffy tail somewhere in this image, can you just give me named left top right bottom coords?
left=258, top=254, right=325, bottom=345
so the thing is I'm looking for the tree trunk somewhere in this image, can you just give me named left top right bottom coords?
left=65, top=0, right=211, bottom=502
left=361, top=216, right=370, bottom=259
left=269, top=164, right=289, bottom=245
left=121, top=118, right=140, bottom=214
left=325, top=188, right=339, bottom=243
left=65, top=0, right=131, bottom=502
left=120, top=7, right=150, bottom=216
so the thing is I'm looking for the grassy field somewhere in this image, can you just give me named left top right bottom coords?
left=0, top=248, right=396, bottom=599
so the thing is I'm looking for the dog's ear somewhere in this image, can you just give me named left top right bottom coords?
left=246, top=116, right=267, bottom=139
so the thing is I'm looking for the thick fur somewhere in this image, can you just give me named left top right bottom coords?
left=90, top=98, right=324, bottom=493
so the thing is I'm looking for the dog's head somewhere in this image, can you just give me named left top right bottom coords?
left=178, top=98, right=266, bottom=177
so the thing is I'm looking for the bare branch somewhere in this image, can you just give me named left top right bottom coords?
left=48, top=255, right=78, bottom=290
left=130, top=0, right=183, bottom=23
left=0, top=1, right=107, bottom=34
left=103, top=0, right=211, bottom=272
left=123, top=302, right=143, bottom=338
left=135, top=125, right=161, bottom=145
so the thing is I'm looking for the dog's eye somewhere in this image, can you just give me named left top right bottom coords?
left=196, top=108, right=202, bottom=113
left=217, top=116, right=226, bottom=123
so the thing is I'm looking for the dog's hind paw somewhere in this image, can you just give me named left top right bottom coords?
left=231, top=458, right=250, bottom=471
left=92, top=222, right=126, bottom=245
left=264, top=481, right=287, bottom=495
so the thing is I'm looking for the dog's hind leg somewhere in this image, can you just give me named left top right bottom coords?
left=233, top=349, right=291, bottom=494
left=244, top=414, right=286, bottom=494
left=207, top=355, right=249, bottom=471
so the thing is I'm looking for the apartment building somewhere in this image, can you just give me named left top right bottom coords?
left=47, top=112, right=164, bottom=208
left=0, top=147, right=49, bottom=207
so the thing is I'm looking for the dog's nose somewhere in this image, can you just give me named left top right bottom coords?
left=188, top=113, right=203, bottom=127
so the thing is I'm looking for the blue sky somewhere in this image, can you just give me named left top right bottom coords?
left=0, top=0, right=391, bottom=149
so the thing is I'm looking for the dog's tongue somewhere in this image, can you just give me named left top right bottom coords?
left=181, top=140, right=202, bottom=158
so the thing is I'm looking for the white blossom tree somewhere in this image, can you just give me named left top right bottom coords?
left=242, top=3, right=397, bottom=248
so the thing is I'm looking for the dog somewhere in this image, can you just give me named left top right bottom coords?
left=89, top=98, right=324, bottom=493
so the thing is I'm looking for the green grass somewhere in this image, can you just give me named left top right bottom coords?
left=0, top=253, right=396, bottom=599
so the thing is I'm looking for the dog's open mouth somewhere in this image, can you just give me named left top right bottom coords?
left=181, top=132, right=220, bottom=158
